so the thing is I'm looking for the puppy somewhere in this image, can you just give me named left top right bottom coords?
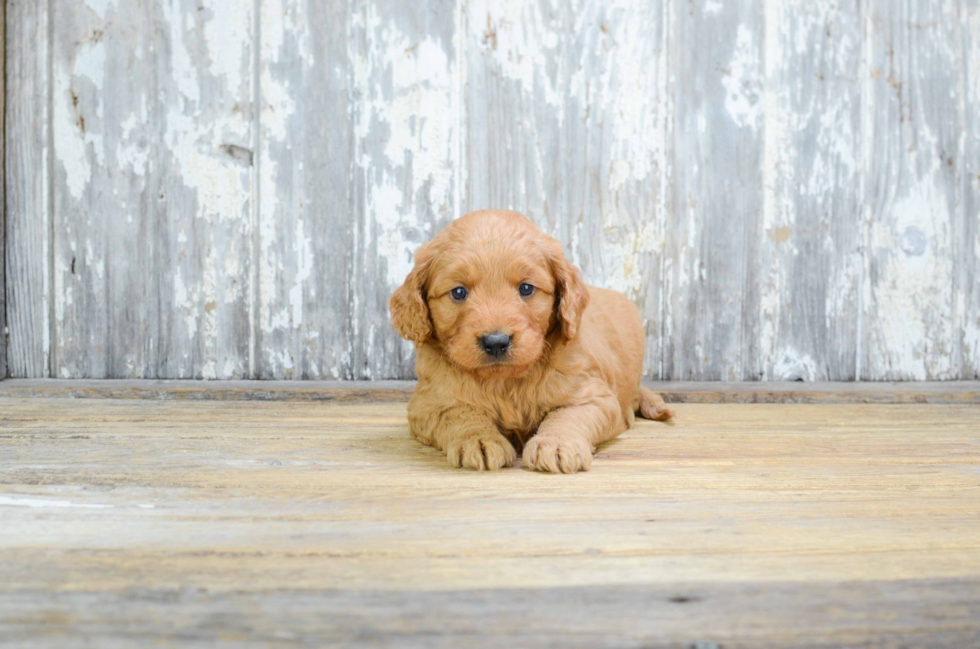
left=390, top=210, right=674, bottom=473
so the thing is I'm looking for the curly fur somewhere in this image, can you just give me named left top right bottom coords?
left=390, top=210, right=674, bottom=473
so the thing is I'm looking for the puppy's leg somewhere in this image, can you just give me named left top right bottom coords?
left=523, top=388, right=624, bottom=474
left=409, top=397, right=516, bottom=471
left=637, top=386, right=675, bottom=421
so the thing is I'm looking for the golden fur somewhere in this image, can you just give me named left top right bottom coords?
left=390, top=210, right=674, bottom=473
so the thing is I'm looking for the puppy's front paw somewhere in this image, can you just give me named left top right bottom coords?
left=523, top=435, right=593, bottom=473
left=446, top=432, right=517, bottom=471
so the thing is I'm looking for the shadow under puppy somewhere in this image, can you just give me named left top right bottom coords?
left=390, top=210, right=674, bottom=473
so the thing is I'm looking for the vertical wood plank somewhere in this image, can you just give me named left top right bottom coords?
left=256, top=0, right=353, bottom=379
left=5, top=0, right=50, bottom=377
left=663, top=0, right=765, bottom=380
left=963, top=0, right=980, bottom=378
left=465, top=0, right=670, bottom=378
left=157, top=0, right=255, bottom=380
left=0, top=0, right=6, bottom=379
left=756, top=0, right=863, bottom=381
left=861, top=0, right=964, bottom=380
left=350, top=0, right=463, bottom=379
left=50, top=0, right=255, bottom=378
left=50, top=0, right=111, bottom=378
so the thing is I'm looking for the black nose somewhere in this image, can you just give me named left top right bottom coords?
left=479, top=332, right=512, bottom=358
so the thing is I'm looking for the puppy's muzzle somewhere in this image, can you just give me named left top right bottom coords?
left=479, top=332, right=512, bottom=359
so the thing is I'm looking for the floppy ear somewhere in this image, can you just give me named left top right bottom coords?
left=548, top=242, right=590, bottom=341
left=390, top=242, right=435, bottom=346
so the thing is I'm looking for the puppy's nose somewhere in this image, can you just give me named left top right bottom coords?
left=479, top=332, right=512, bottom=358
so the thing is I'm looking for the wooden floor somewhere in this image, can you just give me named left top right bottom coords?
left=1, top=395, right=979, bottom=647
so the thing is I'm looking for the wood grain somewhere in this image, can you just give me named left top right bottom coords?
left=5, top=0, right=50, bottom=378
left=47, top=0, right=256, bottom=379
left=4, top=1, right=979, bottom=381
left=758, top=0, right=863, bottom=381
left=964, top=0, right=980, bottom=379
left=3, top=580, right=979, bottom=648
left=256, top=0, right=352, bottom=380
left=465, top=0, right=670, bottom=379
left=861, top=0, right=965, bottom=380
left=664, top=0, right=764, bottom=380
left=1, top=399, right=978, bottom=646
left=348, top=0, right=462, bottom=380
left=0, top=0, right=6, bottom=380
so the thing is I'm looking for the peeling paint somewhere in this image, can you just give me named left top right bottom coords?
left=13, top=0, right=975, bottom=382
left=757, top=0, right=863, bottom=381
left=722, top=24, right=761, bottom=130
left=862, top=0, right=963, bottom=381
left=84, top=0, right=116, bottom=20
left=202, top=3, right=251, bottom=92
left=870, top=178, right=956, bottom=379
left=290, top=215, right=314, bottom=328
left=603, top=221, right=662, bottom=299
left=55, top=69, right=94, bottom=201
left=479, top=1, right=561, bottom=108
left=772, top=350, right=819, bottom=381
left=347, top=0, right=464, bottom=379
left=355, top=5, right=459, bottom=289
left=963, top=3, right=980, bottom=377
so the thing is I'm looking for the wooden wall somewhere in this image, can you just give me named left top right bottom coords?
left=3, top=0, right=979, bottom=381
left=0, top=0, right=5, bottom=380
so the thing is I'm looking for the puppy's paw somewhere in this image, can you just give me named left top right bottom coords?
left=640, top=402, right=675, bottom=421
left=446, top=432, right=517, bottom=471
left=638, top=387, right=675, bottom=421
left=523, top=434, right=594, bottom=474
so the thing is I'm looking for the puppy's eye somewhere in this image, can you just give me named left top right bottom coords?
left=450, top=286, right=468, bottom=302
left=518, top=283, right=535, bottom=297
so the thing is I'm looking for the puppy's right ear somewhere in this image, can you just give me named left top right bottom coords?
left=543, top=238, right=589, bottom=342
left=390, top=242, right=435, bottom=346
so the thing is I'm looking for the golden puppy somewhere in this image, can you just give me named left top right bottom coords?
left=390, top=210, right=673, bottom=473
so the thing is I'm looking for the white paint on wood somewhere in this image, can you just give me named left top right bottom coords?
left=963, top=0, right=980, bottom=378
left=256, top=0, right=352, bottom=379
left=758, top=0, right=862, bottom=381
left=466, top=0, right=669, bottom=378
left=349, top=0, right=463, bottom=379
left=665, top=0, right=764, bottom=380
left=4, top=0, right=978, bottom=381
left=723, top=24, right=762, bottom=131
left=862, top=0, right=964, bottom=380
left=0, top=0, right=5, bottom=379
left=5, top=0, right=51, bottom=378
left=46, top=0, right=255, bottom=379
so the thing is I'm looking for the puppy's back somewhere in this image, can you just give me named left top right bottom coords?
left=575, top=286, right=645, bottom=395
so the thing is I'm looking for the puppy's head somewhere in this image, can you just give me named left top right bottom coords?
left=390, top=210, right=589, bottom=378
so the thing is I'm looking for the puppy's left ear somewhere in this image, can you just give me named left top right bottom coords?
left=390, top=242, right=435, bottom=346
left=548, top=241, right=589, bottom=341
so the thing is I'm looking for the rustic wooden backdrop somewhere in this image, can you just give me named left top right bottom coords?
left=4, top=0, right=979, bottom=381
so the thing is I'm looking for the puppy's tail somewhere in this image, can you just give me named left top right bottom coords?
left=637, top=387, right=675, bottom=421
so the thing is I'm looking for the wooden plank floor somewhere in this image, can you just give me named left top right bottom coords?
left=1, top=397, right=979, bottom=647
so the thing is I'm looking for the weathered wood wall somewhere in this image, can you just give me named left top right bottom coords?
left=0, top=0, right=5, bottom=380
left=3, top=0, right=979, bottom=381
